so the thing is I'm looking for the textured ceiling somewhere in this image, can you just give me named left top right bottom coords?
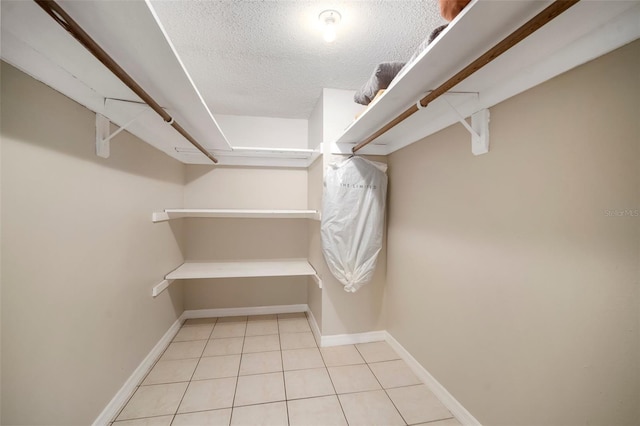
left=150, top=1, right=445, bottom=119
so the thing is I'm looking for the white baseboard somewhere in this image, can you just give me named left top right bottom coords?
left=94, top=304, right=308, bottom=425
left=321, top=330, right=386, bottom=347
left=92, top=313, right=186, bottom=426
left=182, top=304, right=308, bottom=319
left=384, top=331, right=481, bottom=426
left=306, top=308, right=322, bottom=346
left=94, top=307, right=478, bottom=426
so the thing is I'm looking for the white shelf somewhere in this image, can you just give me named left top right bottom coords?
left=153, top=258, right=322, bottom=297
left=174, top=146, right=323, bottom=168
left=166, top=259, right=318, bottom=280
left=332, top=0, right=640, bottom=155
left=1, top=2, right=323, bottom=168
left=1, top=1, right=231, bottom=158
left=152, top=209, right=321, bottom=222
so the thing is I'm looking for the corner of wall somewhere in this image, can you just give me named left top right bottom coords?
left=308, top=95, right=324, bottom=149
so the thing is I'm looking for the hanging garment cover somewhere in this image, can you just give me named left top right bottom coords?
left=321, top=156, right=388, bottom=292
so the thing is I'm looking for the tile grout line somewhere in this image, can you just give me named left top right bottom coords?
left=361, top=346, right=456, bottom=425
left=316, top=334, right=351, bottom=426
left=409, top=416, right=456, bottom=426
left=355, top=345, right=457, bottom=426
left=114, top=316, right=455, bottom=426
left=277, top=314, right=291, bottom=426
left=355, top=344, right=410, bottom=426
left=111, top=319, right=190, bottom=423
left=229, top=319, right=248, bottom=425
left=113, top=318, right=196, bottom=423
left=168, top=318, right=216, bottom=425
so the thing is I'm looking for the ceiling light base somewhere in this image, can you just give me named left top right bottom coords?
left=319, top=10, right=341, bottom=42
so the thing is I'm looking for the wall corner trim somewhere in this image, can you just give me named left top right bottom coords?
left=306, top=308, right=322, bottom=345
left=384, top=331, right=482, bottom=426
left=92, top=313, right=186, bottom=426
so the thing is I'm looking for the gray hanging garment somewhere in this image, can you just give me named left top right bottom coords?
left=321, top=156, right=388, bottom=292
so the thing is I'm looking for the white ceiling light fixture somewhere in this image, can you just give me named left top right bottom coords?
left=319, top=10, right=341, bottom=43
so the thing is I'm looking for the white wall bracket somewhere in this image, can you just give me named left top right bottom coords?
left=95, top=109, right=151, bottom=158
left=470, top=108, right=490, bottom=156
left=441, top=98, right=490, bottom=155
left=311, top=271, right=323, bottom=289
left=152, top=279, right=174, bottom=297
left=152, top=211, right=171, bottom=223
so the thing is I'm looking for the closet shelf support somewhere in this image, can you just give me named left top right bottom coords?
left=152, top=279, right=174, bottom=298
left=440, top=99, right=490, bottom=156
left=351, top=0, right=579, bottom=153
left=470, top=109, right=490, bottom=156
left=310, top=265, right=323, bottom=289
left=34, top=0, right=218, bottom=164
left=96, top=111, right=151, bottom=158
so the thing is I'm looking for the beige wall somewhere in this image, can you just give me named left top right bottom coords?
left=181, top=162, right=311, bottom=311
left=0, top=62, right=186, bottom=424
left=308, top=96, right=323, bottom=150
left=183, top=277, right=307, bottom=310
left=385, top=41, right=640, bottom=425
left=0, top=58, right=4, bottom=425
left=180, top=213, right=309, bottom=310
left=184, top=165, right=307, bottom=209
left=307, top=156, right=324, bottom=329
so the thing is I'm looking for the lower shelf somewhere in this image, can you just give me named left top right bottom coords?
left=152, top=209, right=321, bottom=222
left=154, top=259, right=322, bottom=297
left=166, top=259, right=316, bottom=279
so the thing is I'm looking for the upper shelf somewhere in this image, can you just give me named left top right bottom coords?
left=5, top=1, right=638, bottom=165
left=152, top=209, right=321, bottom=222
left=175, top=146, right=322, bottom=168
left=1, top=1, right=230, bottom=157
left=332, top=0, right=640, bottom=155
left=0, top=1, right=317, bottom=168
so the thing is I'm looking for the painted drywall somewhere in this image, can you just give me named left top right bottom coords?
left=184, top=165, right=308, bottom=209
left=308, top=96, right=323, bottom=149
left=385, top=41, right=640, bottom=425
left=184, top=218, right=308, bottom=261
left=322, top=88, right=366, bottom=144
left=215, top=114, right=308, bottom=149
left=183, top=276, right=307, bottom=310
left=0, top=62, right=186, bottom=425
left=0, top=52, right=3, bottom=426
left=307, top=156, right=324, bottom=330
left=181, top=140, right=311, bottom=309
left=180, top=216, right=309, bottom=310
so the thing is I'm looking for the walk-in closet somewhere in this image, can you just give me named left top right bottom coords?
left=1, top=1, right=639, bottom=425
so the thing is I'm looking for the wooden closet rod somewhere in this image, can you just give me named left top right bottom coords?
left=34, top=0, right=219, bottom=164
left=352, top=0, right=580, bottom=153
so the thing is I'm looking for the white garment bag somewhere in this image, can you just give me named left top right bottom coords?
left=321, top=156, right=388, bottom=292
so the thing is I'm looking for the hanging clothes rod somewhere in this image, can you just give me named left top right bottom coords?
left=352, top=0, right=580, bottom=153
left=34, top=0, right=219, bottom=164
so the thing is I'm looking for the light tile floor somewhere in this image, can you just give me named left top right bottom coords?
left=112, top=313, right=460, bottom=426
